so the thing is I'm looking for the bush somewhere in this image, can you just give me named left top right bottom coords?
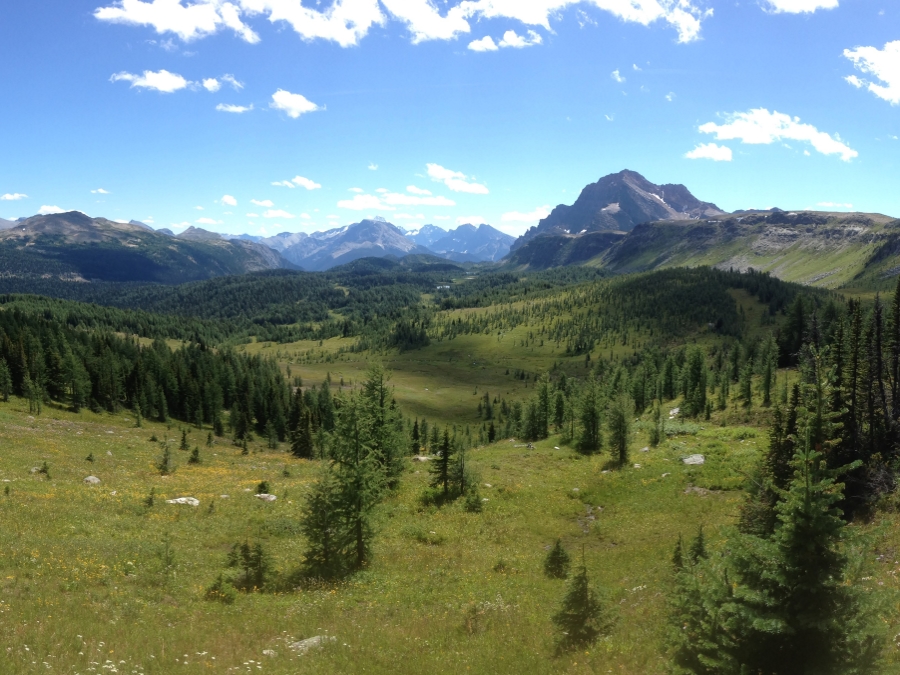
left=205, top=574, right=237, bottom=604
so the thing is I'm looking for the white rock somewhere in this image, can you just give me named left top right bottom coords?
left=481, top=498, right=489, bottom=502
left=683, top=454, right=705, bottom=466
left=107, top=451, right=113, bottom=456
left=83, top=476, right=101, bottom=485
left=640, top=447, right=649, bottom=453
left=220, top=495, right=230, bottom=499
left=255, top=493, right=277, bottom=502
left=572, top=487, right=580, bottom=492
left=166, top=497, right=200, bottom=506
left=554, top=446, right=560, bottom=450
left=262, top=650, right=277, bottom=657
left=290, top=636, right=336, bottom=654
left=669, top=407, right=680, bottom=417
left=109, top=491, right=117, bottom=496
left=412, top=456, right=430, bottom=462
left=484, top=483, right=492, bottom=488
left=661, top=473, right=671, bottom=478
left=633, top=464, right=642, bottom=469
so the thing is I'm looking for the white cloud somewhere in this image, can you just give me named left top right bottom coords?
left=221, top=74, right=243, bottom=89
left=468, top=35, right=498, bottom=51
left=203, top=77, right=221, bottom=92
left=685, top=142, right=733, bottom=161
left=426, top=163, right=488, bottom=194
left=498, top=29, right=541, bottom=48
left=1, top=193, right=28, bottom=201
left=762, top=0, right=838, bottom=13
left=300, top=213, right=311, bottom=219
left=433, top=215, right=452, bottom=220
left=246, top=212, right=260, bottom=217
left=91, top=188, right=111, bottom=194
left=95, top=0, right=260, bottom=43
left=501, top=205, right=551, bottom=223
left=844, top=41, right=900, bottom=105
left=110, top=69, right=189, bottom=93
left=604, top=114, right=614, bottom=121
left=39, top=205, right=65, bottom=215
left=456, top=215, right=485, bottom=225
left=251, top=199, right=274, bottom=207
left=368, top=163, right=379, bottom=170
left=665, top=92, right=675, bottom=102
left=271, top=180, right=295, bottom=188
left=263, top=209, right=295, bottom=218
left=817, top=201, right=853, bottom=209
left=698, top=108, right=857, bottom=161
left=270, top=89, right=322, bottom=118
left=349, top=187, right=364, bottom=193
left=96, top=0, right=711, bottom=49
left=338, top=194, right=395, bottom=211
left=195, top=205, right=204, bottom=210
left=196, top=217, right=223, bottom=225
left=216, top=103, right=254, bottom=113
left=221, top=194, right=238, bottom=206
left=611, top=69, right=625, bottom=83
left=407, top=185, right=432, bottom=195
left=376, top=188, right=389, bottom=193
left=292, top=176, right=322, bottom=190
left=394, top=212, right=425, bottom=220
left=633, top=63, right=642, bottom=71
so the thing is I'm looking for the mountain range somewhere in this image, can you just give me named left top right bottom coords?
left=5, top=170, right=899, bottom=291
left=0, top=211, right=294, bottom=283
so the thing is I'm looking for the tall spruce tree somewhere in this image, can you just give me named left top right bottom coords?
left=607, top=392, right=634, bottom=466
left=577, top=377, right=603, bottom=455
left=430, top=429, right=453, bottom=497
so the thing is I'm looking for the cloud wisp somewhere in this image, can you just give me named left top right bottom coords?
left=501, top=206, right=551, bottom=223
left=110, top=69, right=189, bottom=92
left=426, top=163, right=488, bottom=194
left=698, top=108, right=857, bottom=161
left=685, top=142, right=733, bottom=161
left=216, top=103, right=254, bottom=113
left=844, top=41, right=900, bottom=105
left=1, top=193, right=28, bottom=201
left=761, top=0, right=838, bottom=12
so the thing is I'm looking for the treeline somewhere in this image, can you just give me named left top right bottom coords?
left=0, top=306, right=290, bottom=439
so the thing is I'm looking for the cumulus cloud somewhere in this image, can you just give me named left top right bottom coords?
left=407, top=185, right=432, bottom=195
left=338, top=194, right=394, bottom=211
left=270, top=89, right=322, bottom=118
left=221, top=194, right=238, bottom=206
left=110, top=68, right=189, bottom=92
left=95, top=0, right=260, bottom=43
left=844, top=41, right=900, bottom=105
left=251, top=199, right=274, bottom=207
left=202, top=77, right=221, bottom=92
left=498, top=29, right=541, bottom=48
left=39, top=205, right=65, bottom=215
left=685, top=142, right=733, bottom=161
left=501, top=206, right=551, bottom=223
left=761, top=0, right=838, bottom=12
left=368, top=163, right=379, bottom=170
left=292, top=176, right=322, bottom=190
left=263, top=209, right=295, bottom=218
left=196, top=217, right=223, bottom=225
left=95, top=0, right=712, bottom=49
left=1, top=193, right=28, bottom=201
left=611, top=69, right=625, bottom=83
left=426, top=163, right=488, bottom=194
left=698, top=108, right=857, bottom=161
left=456, top=215, right=486, bottom=225
left=91, top=188, right=111, bottom=194
left=216, top=103, right=254, bottom=113
left=468, top=35, right=498, bottom=51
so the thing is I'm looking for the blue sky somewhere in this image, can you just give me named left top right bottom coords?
left=1, top=0, right=898, bottom=236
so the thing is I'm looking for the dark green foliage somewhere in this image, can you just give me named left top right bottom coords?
left=226, top=542, right=271, bottom=591
left=256, top=481, right=270, bottom=495
left=552, top=552, right=611, bottom=651
left=430, top=429, right=453, bottom=496
left=38, top=461, right=50, bottom=479
left=180, top=429, right=189, bottom=451
left=0, top=358, right=11, bottom=402
left=577, top=378, right=602, bottom=455
left=157, top=443, right=173, bottom=475
left=607, top=393, right=634, bottom=466
left=299, top=468, right=348, bottom=579
left=188, top=447, right=200, bottom=464
left=544, top=539, right=571, bottom=579
left=85, top=452, right=94, bottom=463
left=144, top=487, right=155, bottom=508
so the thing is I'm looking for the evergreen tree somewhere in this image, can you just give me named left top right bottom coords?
left=180, top=428, right=189, bottom=451
left=411, top=418, right=420, bottom=454
left=607, top=393, right=634, bottom=466
left=291, top=412, right=314, bottom=459
left=299, top=467, right=348, bottom=579
left=0, top=358, right=11, bottom=402
left=430, top=429, right=453, bottom=497
left=577, top=377, right=602, bottom=455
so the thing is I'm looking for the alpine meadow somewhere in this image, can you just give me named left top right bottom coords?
left=3, top=1, right=900, bottom=674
